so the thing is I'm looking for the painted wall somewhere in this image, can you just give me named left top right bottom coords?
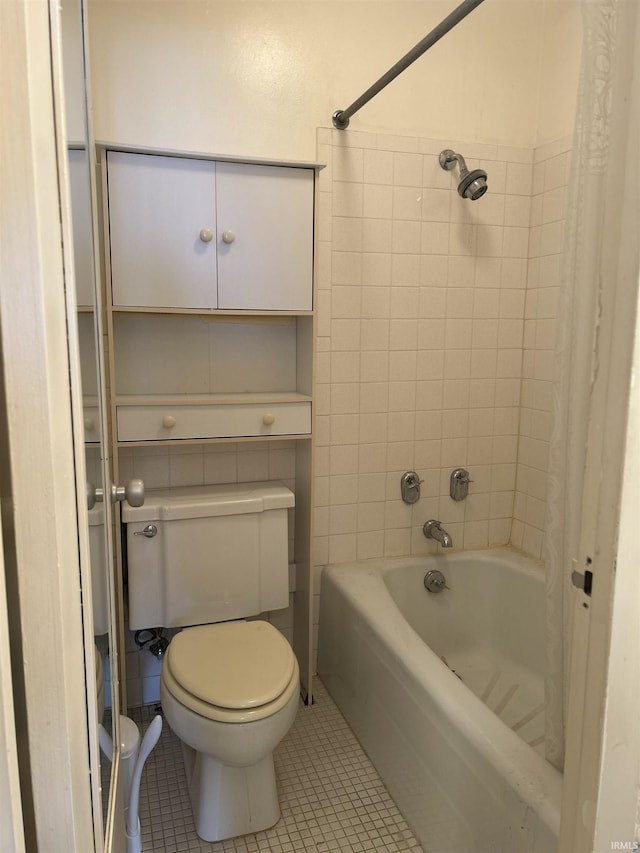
left=87, top=0, right=579, bottom=160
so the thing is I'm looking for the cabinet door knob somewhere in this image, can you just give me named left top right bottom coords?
left=222, top=230, right=236, bottom=244
left=262, top=413, right=275, bottom=426
left=84, top=417, right=95, bottom=432
left=162, top=415, right=176, bottom=429
left=199, top=228, right=214, bottom=243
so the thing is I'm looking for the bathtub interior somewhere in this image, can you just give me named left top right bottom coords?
left=382, top=552, right=546, bottom=754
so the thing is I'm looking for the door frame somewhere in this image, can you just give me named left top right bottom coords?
left=0, top=0, right=98, bottom=848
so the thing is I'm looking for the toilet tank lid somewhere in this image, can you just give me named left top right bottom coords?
left=122, top=481, right=294, bottom=522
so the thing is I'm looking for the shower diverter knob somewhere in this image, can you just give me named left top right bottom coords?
left=162, top=415, right=176, bottom=429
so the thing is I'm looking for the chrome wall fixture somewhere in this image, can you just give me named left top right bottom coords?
left=332, top=0, right=487, bottom=130
left=439, top=150, right=488, bottom=200
left=450, top=468, right=472, bottom=501
left=423, top=520, right=453, bottom=548
left=400, top=470, right=424, bottom=504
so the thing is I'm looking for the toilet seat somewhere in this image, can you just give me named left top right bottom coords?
left=163, top=620, right=299, bottom=724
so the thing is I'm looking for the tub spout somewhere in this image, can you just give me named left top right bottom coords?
left=423, top=520, right=453, bottom=548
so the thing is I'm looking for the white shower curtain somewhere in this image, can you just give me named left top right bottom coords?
left=544, top=0, right=640, bottom=771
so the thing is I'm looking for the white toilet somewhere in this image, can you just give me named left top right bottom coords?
left=122, top=482, right=299, bottom=843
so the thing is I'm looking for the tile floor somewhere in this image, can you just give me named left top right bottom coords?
left=121, top=679, right=423, bottom=852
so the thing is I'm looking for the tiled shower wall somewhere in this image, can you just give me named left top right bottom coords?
left=313, top=127, right=537, bottom=568
left=312, top=127, right=571, bottom=580
left=512, top=137, right=572, bottom=558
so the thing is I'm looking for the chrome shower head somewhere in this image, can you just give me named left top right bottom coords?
left=439, top=149, right=488, bottom=200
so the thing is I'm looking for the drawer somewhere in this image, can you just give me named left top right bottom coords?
left=116, top=401, right=311, bottom=442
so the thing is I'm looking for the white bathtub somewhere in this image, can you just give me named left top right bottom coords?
left=318, top=549, right=562, bottom=853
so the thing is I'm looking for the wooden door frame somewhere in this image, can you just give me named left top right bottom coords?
left=0, top=0, right=97, bottom=848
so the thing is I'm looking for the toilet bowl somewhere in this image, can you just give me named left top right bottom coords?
left=160, top=620, right=299, bottom=842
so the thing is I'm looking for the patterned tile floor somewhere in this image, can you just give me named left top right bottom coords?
left=121, top=678, right=423, bottom=852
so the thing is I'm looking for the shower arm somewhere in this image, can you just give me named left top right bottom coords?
left=332, top=0, right=487, bottom=130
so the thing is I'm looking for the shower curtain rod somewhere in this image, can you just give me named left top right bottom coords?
left=332, top=0, right=486, bottom=130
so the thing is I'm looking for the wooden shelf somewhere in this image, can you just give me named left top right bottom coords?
left=115, top=391, right=312, bottom=406
left=110, top=305, right=313, bottom=318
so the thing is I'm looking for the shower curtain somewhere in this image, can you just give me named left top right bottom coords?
left=544, top=0, right=640, bottom=771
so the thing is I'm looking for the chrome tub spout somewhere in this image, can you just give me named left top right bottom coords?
left=423, top=519, right=453, bottom=548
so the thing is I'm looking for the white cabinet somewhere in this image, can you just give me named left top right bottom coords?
left=100, top=144, right=318, bottom=701
left=215, top=162, right=313, bottom=311
left=108, top=153, right=215, bottom=309
left=107, top=152, right=313, bottom=312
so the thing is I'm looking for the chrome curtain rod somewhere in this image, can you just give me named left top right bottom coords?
left=332, top=0, right=487, bottom=130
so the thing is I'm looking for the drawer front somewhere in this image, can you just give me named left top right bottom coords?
left=117, top=401, right=311, bottom=442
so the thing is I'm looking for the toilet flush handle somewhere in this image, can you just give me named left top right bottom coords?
left=133, top=524, right=157, bottom=538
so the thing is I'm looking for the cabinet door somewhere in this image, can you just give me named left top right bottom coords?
left=216, top=163, right=313, bottom=311
left=108, top=152, right=217, bottom=309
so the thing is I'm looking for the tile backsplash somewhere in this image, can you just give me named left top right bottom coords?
left=313, top=128, right=571, bottom=577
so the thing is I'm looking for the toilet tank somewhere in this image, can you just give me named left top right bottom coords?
left=122, top=482, right=294, bottom=630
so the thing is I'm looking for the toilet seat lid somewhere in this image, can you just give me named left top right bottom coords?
left=167, top=621, right=295, bottom=710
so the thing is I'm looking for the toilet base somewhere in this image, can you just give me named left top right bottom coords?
left=182, top=742, right=280, bottom=842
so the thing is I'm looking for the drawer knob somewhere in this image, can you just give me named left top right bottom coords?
left=199, top=228, right=214, bottom=243
left=162, top=415, right=176, bottom=429
left=262, top=413, right=275, bottom=426
left=222, top=229, right=236, bottom=244
left=84, top=417, right=95, bottom=432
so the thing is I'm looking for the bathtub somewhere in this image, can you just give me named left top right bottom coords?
left=317, top=548, right=562, bottom=853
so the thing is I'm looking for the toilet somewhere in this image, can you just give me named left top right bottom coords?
left=122, top=482, right=299, bottom=842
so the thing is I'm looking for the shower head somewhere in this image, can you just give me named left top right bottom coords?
left=439, top=149, right=488, bottom=200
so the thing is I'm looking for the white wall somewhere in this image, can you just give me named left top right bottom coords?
left=88, top=0, right=579, bottom=161
left=536, top=0, right=583, bottom=146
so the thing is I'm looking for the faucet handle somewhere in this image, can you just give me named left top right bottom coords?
left=400, top=470, right=424, bottom=504
left=450, top=468, right=472, bottom=501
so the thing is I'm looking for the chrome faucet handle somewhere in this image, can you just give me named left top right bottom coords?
left=401, top=470, right=424, bottom=504
left=450, top=468, right=473, bottom=501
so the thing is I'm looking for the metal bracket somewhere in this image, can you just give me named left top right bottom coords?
left=571, top=565, right=593, bottom=596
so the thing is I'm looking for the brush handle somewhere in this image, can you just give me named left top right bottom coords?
left=126, top=715, right=163, bottom=838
